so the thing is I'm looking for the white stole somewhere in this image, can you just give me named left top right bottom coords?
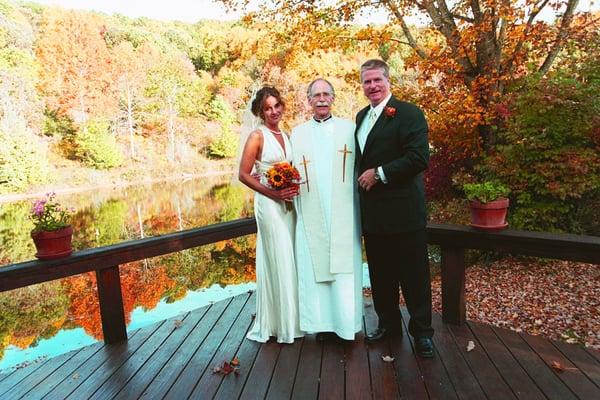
left=292, top=117, right=356, bottom=283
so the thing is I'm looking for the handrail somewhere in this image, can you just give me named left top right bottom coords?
left=1, top=219, right=598, bottom=342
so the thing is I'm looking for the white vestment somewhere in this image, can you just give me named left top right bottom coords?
left=291, top=116, right=363, bottom=339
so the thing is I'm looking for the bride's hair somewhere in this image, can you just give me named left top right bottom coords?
left=251, top=86, right=285, bottom=120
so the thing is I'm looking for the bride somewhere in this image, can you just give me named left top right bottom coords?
left=237, top=86, right=304, bottom=343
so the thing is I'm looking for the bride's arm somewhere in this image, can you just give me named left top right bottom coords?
left=239, top=130, right=298, bottom=202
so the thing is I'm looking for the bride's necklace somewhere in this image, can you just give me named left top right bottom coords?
left=267, top=127, right=282, bottom=136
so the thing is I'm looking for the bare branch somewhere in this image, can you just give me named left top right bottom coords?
left=538, top=0, right=579, bottom=75
left=451, top=13, right=475, bottom=23
left=383, top=0, right=429, bottom=59
left=504, top=0, right=551, bottom=76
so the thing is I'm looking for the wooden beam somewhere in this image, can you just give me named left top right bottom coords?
left=0, top=218, right=258, bottom=292
left=96, top=265, right=127, bottom=344
left=441, top=245, right=466, bottom=325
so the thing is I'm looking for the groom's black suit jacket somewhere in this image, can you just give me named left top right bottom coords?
left=355, top=96, right=429, bottom=234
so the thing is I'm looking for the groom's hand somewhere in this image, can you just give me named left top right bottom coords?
left=358, top=168, right=378, bottom=191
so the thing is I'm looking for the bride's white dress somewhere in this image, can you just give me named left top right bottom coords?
left=246, top=125, right=304, bottom=343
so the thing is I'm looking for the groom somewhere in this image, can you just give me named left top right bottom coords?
left=355, top=59, right=434, bottom=357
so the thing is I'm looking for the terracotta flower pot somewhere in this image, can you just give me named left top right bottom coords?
left=469, top=198, right=509, bottom=232
left=31, top=225, right=73, bottom=260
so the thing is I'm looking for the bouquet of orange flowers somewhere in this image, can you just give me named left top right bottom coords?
left=265, top=162, right=301, bottom=211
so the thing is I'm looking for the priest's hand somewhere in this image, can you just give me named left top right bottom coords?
left=358, top=168, right=378, bottom=191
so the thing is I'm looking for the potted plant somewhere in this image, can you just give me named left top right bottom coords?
left=30, top=192, right=74, bottom=260
left=463, top=182, right=510, bottom=232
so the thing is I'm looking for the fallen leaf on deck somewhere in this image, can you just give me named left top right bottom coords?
left=231, top=357, right=240, bottom=366
left=212, top=366, right=222, bottom=374
left=174, top=320, right=183, bottom=329
left=551, top=361, right=565, bottom=372
left=381, top=355, right=395, bottom=362
left=550, top=360, right=577, bottom=373
left=72, top=373, right=80, bottom=379
left=466, top=341, right=475, bottom=352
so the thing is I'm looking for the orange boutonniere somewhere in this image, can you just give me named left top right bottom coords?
left=384, top=106, right=396, bottom=118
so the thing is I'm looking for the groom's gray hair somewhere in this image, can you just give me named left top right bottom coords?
left=307, top=78, right=335, bottom=98
left=360, top=59, right=390, bottom=81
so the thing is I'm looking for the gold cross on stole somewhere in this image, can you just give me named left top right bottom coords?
left=338, top=144, right=352, bottom=183
left=300, top=155, right=310, bottom=192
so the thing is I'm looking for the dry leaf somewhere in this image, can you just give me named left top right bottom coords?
left=381, top=355, right=395, bottom=362
left=231, top=357, right=240, bottom=366
left=466, top=341, right=475, bottom=352
left=212, top=366, right=222, bottom=374
left=551, top=361, right=565, bottom=373
left=174, top=320, right=183, bottom=329
left=72, top=373, right=80, bottom=379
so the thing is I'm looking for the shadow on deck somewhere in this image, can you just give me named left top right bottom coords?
left=1, top=292, right=599, bottom=400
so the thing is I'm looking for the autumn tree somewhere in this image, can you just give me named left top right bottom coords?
left=221, top=0, right=591, bottom=156
left=35, top=8, right=117, bottom=123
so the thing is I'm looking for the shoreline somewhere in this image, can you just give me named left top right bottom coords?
left=0, top=170, right=235, bottom=204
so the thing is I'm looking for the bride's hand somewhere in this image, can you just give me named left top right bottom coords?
left=271, top=186, right=299, bottom=201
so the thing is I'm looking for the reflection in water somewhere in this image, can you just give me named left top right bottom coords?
left=0, top=176, right=257, bottom=371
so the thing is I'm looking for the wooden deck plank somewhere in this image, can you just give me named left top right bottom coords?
left=289, top=335, right=322, bottom=400
left=189, top=292, right=256, bottom=399
left=63, top=321, right=165, bottom=399
left=138, top=300, right=229, bottom=399
left=468, top=322, right=545, bottom=400
left=364, top=298, right=401, bottom=400
left=400, top=308, right=458, bottom=400
left=0, top=358, right=50, bottom=397
left=553, top=341, right=600, bottom=388
left=113, top=306, right=209, bottom=400
left=20, top=341, right=105, bottom=399
left=447, top=322, right=515, bottom=399
left=0, top=369, right=14, bottom=384
left=42, top=328, right=145, bottom=400
left=345, top=331, right=373, bottom=400
left=212, top=314, right=262, bottom=400
left=266, top=337, right=304, bottom=400
left=74, top=316, right=179, bottom=400
left=585, top=347, right=600, bottom=363
left=4, top=292, right=599, bottom=400
left=238, top=340, right=281, bottom=400
left=430, top=314, right=486, bottom=400
left=2, top=349, right=78, bottom=400
left=493, top=325, right=577, bottom=400
left=521, top=332, right=600, bottom=399
left=163, top=294, right=249, bottom=399
left=319, top=338, right=346, bottom=399
left=387, top=310, right=428, bottom=400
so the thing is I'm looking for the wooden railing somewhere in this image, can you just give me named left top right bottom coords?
left=1, top=219, right=599, bottom=344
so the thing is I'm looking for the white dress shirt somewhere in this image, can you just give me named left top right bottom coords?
left=357, top=93, right=392, bottom=183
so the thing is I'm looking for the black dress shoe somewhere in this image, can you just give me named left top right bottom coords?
left=416, top=337, right=434, bottom=358
left=365, top=327, right=402, bottom=343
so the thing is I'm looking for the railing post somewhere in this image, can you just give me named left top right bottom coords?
left=96, top=265, right=128, bottom=344
left=441, top=245, right=466, bottom=325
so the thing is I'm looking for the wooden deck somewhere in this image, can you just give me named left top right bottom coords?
left=1, top=292, right=599, bottom=400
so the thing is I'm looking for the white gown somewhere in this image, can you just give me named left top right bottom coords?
left=292, top=117, right=363, bottom=340
left=246, top=126, right=304, bottom=344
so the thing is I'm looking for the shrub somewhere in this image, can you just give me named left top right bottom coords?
left=0, top=128, right=49, bottom=194
left=208, top=125, right=237, bottom=158
left=74, top=119, right=123, bottom=169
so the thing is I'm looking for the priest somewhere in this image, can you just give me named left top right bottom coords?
left=291, top=78, right=363, bottom=340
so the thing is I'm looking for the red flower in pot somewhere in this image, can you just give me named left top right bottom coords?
left=30, top=192, right=74, bottom=260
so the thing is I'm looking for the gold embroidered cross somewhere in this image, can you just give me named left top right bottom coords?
left=300, top=155, right=310, bottom=192
left=338, top=144, right=353, bottom=183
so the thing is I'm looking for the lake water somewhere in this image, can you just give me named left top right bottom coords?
left=0, top=175, right=260, bottom=371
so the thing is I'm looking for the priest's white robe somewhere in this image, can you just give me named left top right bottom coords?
left=291, top=116, right=363, bottom=340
